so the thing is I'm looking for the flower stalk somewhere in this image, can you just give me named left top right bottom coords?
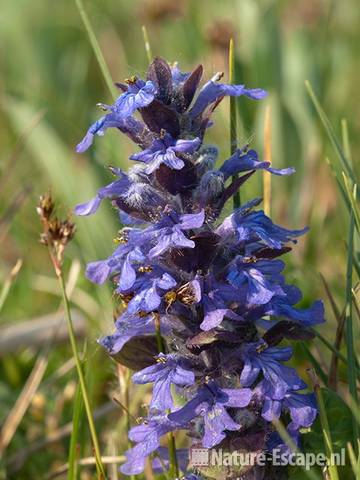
left=75, top=57, right=324, bottom=479
left=37, top=194, right=106, bottom=479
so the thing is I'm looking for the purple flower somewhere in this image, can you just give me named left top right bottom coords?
left=240, top=342, right=306, bottom=399
left=264, top=391, right=317, bottom=428
left=86, top=243, right=145, bottom=290
left=269, top=296, right=325, bottom=327
left=126, top=272, right=177, bottom=314
left=99, top=311, right=171, bottom=355
left=75, top=168, right=131, bottom=216
left=120, top=415, right=176, bottom=475
left=130, top=133, right=200, bottom=173
left=76, top=80, right=156, bottom=152
left=76, top=57, right=323, bottom=478
left=169, top=381, right=252, bottom=448
left=227, top=258, right=286, bottom=305
left=193, top=274, right=244, bottom=331
left=147, top=209, right=205, bottom=259
left=217, top=206, right=308, bottom=250
left=220, top=148, right=295, bottom=180
left=152, top=446, right=189, bottom=474
left=189, top=80, right=267, bottom=118
left=132, top=353, right=195, bottom=410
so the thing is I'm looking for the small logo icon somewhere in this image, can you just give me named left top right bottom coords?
left=189, top=447, right=210, bottom=466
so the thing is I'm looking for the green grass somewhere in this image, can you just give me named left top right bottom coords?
left=0, top=0, right=360, bottom=478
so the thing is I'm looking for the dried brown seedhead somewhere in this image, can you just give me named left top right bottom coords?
left=37, top=193, right=76, bottom=276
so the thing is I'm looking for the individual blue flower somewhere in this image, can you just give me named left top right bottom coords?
left=240, top=342, right=306, bottom=399
left=76, top=79, right=156, bottom=152
left=85, top=243, right=145, bottom=290
left=132, top=353, right=195, bottom=410
left=169, top=381, right=252, bottom=448
left=126, top=272, right=177, bottom=314
left=254, top=285, right=325, bottom=327
left=75, top=167, right=131, bottom=216
left=191, top=274, right=244, bottom=331
left=220, top=148, right=295, bottom=180
left=147, top=209, right=205, bottom=259
left=152, top=447, right=189, bottom=474
left=189, top=80, right=267, bottom=118
left=227, top=258, right=286, bottom=305
left=217, top=206, right=308, bottom=250
left=263, top=390, right=317, bottom=429
left=268, top=296, right=325, bottom=327
left=121, top=415, right=177, bottom=475
left=130, top=132, right=201, bottom=173
left=99, top=311, right=171, bottom=355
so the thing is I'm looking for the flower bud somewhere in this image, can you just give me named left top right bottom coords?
left=194, top=145, right=219, bottom=176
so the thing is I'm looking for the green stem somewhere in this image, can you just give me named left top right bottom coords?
left=74, top=0, right=117, bottom=101
left=58, top=271, right=106, bottom=479
left=168, top=432, right=179, bottom=479
left=142, top=26, right=152, bottom=64
left=68, top=383, right=83, bottom=480
left=229, top=38, right=239, bottom=209
left=345, top=212, right=359, bottom=450
left=309, top=370, right=339, bottom=480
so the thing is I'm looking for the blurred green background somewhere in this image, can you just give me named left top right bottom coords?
left=0, top=0, right=359, bottom=478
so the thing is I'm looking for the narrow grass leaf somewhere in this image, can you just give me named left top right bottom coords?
left=67, top=384, right=83, bottom=480
left=305, top=81, right=354, bottom=184
left=344, top=211, right=360, bottom=449
left=342, top=174, right=360, bottom=235
left=74, top=0, right=117, bottom=100
left=0, top=259, right=23, bottom=314
left=142, top=25, right=152, bottom=64
left=308, top=370, right=339, bottom=480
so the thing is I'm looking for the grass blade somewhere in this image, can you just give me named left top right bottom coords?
left=74, top=0, right=117, bottom=100
left=308, top=370, right=339, bottom=480
left=0, top=351, right=48, bottom=454
left=0, top=259, right=23, bottom=313
left=67, top=384, right=83, bottom=480
left=343, top=174, right=360, bottom=234
left=305, top=80, right=354, bottom=184
left=142, top=25, right=152, bottom=64
left=345, top=212, right=359, bottom=449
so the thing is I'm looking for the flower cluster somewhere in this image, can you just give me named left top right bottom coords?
left=76, top=57, right=324, bottom=479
